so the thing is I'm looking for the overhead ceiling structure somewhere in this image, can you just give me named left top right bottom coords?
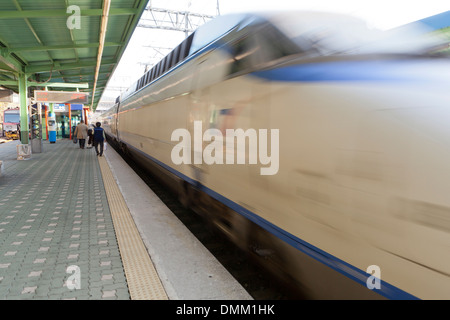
left=0, top=0, right=149, bottom=111
left=95, top=2, right=219, bottom=111
left=138, top=7, right=216, bottom=37
left=135, top=6, right=217, bottom=70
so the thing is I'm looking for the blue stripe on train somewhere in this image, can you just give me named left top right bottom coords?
left=250, top=60, right=433, bottom=83
left=122, top=141, right=419, bottom=300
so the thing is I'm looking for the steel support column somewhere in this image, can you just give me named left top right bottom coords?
left=18, top=73, right=29, bottom=144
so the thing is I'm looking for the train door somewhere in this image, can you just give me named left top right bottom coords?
left=207, top=34, right=275, bottom=224
left=189, top=46, right=245, bottom=186
left=113, top=102, right=120, bottom=141
left=189, top=58, right=211, bottom=184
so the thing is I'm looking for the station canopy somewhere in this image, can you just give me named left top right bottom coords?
left=0, top=0, right=149, bottom=111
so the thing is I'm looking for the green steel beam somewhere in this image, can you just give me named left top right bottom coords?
left=0, top=80, right=88, bottom=89
left=0, top=49, right=24, bottom=73
left=0, top=8, right=139, bottom=19
left=0, top=80, right=17, bottom=86
left=24, top=58, right=116, bottom=73
left=55, top=71, right=110, bottom=77
left=12, top=0, right=59, bottom=79
left=9, top=42, right=123, bottom=53
left=0, top=1, right=150, bottom=113
left=32, top=82, right=89, bottom=88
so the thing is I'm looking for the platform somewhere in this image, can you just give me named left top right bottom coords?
left=0, top=139, right=252, bottom=300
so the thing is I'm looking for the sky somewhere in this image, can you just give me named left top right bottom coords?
left=96, top=0, right=449, bottom=110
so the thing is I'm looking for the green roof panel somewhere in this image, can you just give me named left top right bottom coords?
left=0, top=0, right=149, bottom=111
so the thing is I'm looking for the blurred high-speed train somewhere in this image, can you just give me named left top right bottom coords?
left=100, top=11, right=450, bottom=299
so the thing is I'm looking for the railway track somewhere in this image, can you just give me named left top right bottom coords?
left=114, top=146, right=299, bottom=300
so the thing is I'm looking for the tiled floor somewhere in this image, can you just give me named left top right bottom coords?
left=0, top=140, right=130, bottom=300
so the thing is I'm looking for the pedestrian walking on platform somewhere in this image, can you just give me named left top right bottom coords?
left=93, top=122, right=106, bottom=156
left=87, top=124, right=94, bottom=149
left=74, top=120, right=88, bottom=149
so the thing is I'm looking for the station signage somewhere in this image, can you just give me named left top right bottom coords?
left=53, top=104, right=68, bottom=112
left=52, top=103, right=84, bottom=112
left=34, top=90, right=89, bottom=104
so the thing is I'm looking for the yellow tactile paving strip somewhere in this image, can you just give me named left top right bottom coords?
left=98, top=156, right=168, bottom=300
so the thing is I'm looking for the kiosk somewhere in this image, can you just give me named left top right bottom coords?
left=48, top=112, right=56, bottom=143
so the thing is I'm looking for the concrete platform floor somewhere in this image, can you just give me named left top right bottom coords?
left=0, top=139, right=252, bottom=300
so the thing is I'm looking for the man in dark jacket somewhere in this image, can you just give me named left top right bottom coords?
left=93, top=122, right=106, bottom=156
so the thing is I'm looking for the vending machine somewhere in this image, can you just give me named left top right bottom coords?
left=48, top=112, right=56, bottom=143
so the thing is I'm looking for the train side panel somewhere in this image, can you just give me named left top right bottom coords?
left=184, top=72, right=450, bottom=299
left=100, top=12, right=450, bottom=299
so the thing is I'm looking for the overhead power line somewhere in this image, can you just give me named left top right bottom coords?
left=138, top=7, right=216, bottom=37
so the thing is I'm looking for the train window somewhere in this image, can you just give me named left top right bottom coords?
left=170, top=55, right=175, bottom=68
left=182, top=41, right=189, bottom=60
left=166, top=55, right=172, bottom=70
left=163, top=56, right=170, bottom=72
left=167, top=55, right=172, bottom=71
left=166, top=54, right=172, bottom=71
left=160, top=59, right=165, bottom=75
left=177, top=42, right=185, bottom=61
left=159, top=61, right=163, bottom=75
left=173, top=53, right=178, bottom=67
left=259, top=24, right=302, bottom=59
left=229, top=36, right=259, bottom=74
left=159, top=58, right=166, bottom=75
left=170, top=49, right=178, bottom=67
left=182, top=33, right=194, bottom=59
left=160, top=58, right=165, bottom=74
left=155, top=62, right=161, bottom=78
left=173, top=46, right=181, bottom=66
left=151, top=67, right=156, bottom=82
left=229, top=24, right=301, bottom=76
left=185, top=33, right=194, bottom=56
left=127, top=32, right=195, bottom=96
left=148, top=68, right=153, bottom=83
